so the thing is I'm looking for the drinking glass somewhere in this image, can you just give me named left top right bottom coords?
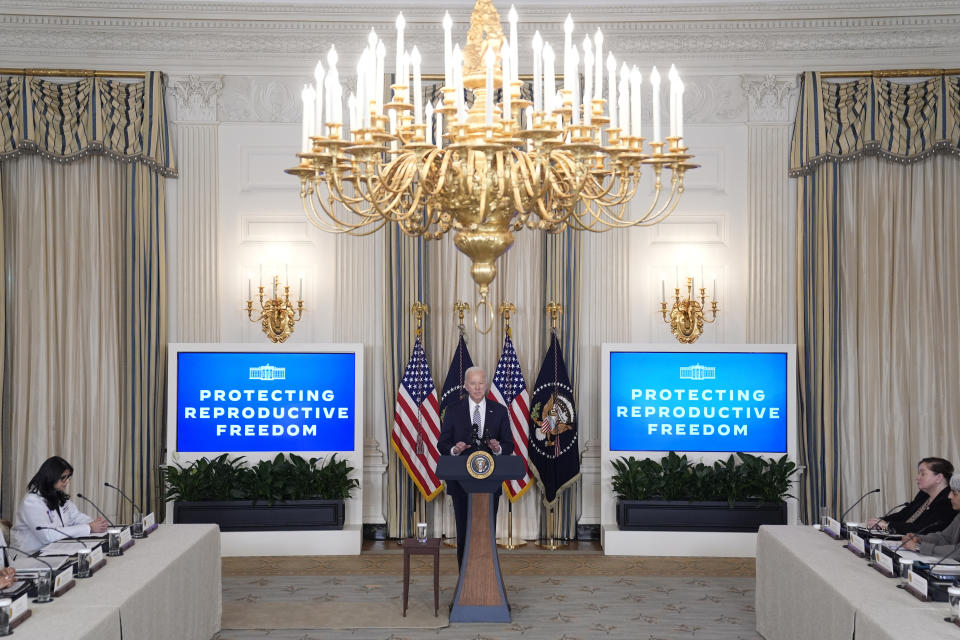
left=819, top=506, right=828, bottom=527
left=868, top=538, right=883, bottom=563
left=898, top=558, right=913, bottom=584
left=75, top=548, right=92, bottom=578
left=131, top=513, right=144, bottom=539
left=416, top=522, right=428, bottom=543
left=0, top=597, right=12, bottom=636
left=107, top=527, right=123, bottom=556
left=948, top=586, right=960, bottom=622
left=33, top=569, right=52, bottom=604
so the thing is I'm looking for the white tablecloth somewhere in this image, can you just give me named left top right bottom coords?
left=13, top=524, right=221, bottom=640
left=756, top=525, right=960, bottom=640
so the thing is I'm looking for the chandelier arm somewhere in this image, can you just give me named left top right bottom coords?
left=312, top=178, right=390, bottom=227
left=635, top=173, right=685, bottom=227
left=303, top=192, right=373, bottom=234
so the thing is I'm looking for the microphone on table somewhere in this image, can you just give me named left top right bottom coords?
left=4, top=544, right=56, bottom=592
left=925, top=540, right=960, bottom=574
left=868, top=501, right=910, bottom=531
left=891, top=520, right=943, bottom=554
left=35, top=526, right=89, bottom=549
left=75, top=492, right=115, bottom=526
left=104, top=481, right=142, bottom=520
left=840, top=488, right=881, bottom=526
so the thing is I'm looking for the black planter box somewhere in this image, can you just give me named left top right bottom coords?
left=173, top=499, right=345, bottom=532
left=616, top=499, right=787, bottom=532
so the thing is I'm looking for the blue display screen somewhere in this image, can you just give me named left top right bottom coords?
left=176, top=351, right=356, bottom=452
left=609, top=351, right=788, bottom=452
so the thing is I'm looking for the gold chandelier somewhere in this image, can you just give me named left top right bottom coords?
left=288, top=0, right=697, bottom=323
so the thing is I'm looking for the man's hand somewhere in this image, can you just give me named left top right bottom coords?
left=452, top=441, right=469, bottom=455
left=488, top=438, right=502, bottom=454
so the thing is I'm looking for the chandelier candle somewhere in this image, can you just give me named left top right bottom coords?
left=288, top=0, right=698, bottom=330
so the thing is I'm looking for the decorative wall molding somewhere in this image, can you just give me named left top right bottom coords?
left=651, top=213, right=728, bottom=246
left=742, top=74, right=799, bottom=123
left=170, top=75, right=223, bottom=122
left=240, top=215, right=312, bottom=244
left=176, top=122, right=221, bottom=342
left=1, top=3, right=958, bottom=74
left=221, top=76, right=301, bottom=123
left=745, top=124, right=795, bottom=343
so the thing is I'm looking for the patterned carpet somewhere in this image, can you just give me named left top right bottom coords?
left=217, top=551, right=762, bottom=640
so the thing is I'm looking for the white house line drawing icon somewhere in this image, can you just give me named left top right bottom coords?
left=679, top=364, right=716, bottom=380
left=250, top=364, right=286, bottom=380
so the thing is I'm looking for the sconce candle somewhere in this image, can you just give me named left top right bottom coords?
left=247, top=272, right=306, bottom=343
left=658, top=273, right=719, bottom=344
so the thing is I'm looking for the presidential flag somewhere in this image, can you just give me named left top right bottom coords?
left=527, top=330, right=580, bottom=506
left=391, top=336, right=443, bottom=501
left=438, top=333, right=474, bottom=424
left=488, top=332, right=533, bottom=501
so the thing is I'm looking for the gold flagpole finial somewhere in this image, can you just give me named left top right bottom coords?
left=545, top=301, right=563, bottom=330
left=498, top=302, right=516, bottom=338
left=453, top=300, right=470, bottom=330
left=412, top=301, right=430, bottom=337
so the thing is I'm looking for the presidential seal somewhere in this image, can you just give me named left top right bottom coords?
left=466, top=450, right=495, bottom=479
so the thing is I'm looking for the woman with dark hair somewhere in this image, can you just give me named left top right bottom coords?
left=10, top=456, right=109, bottom=554
left=866, top=457, right=957, bottom=534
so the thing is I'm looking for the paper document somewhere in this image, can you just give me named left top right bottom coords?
left=893, top=546, right=960, bottom=566
left=39, top=541, right=89, bottom=556
left=11, top=555, right=67, bottom=572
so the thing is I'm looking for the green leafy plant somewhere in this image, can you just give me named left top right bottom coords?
left=610, top=452, right=797, bottom=506
left=164, top=453, right=358, bottom=504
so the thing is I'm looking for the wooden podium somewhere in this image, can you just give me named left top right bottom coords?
left=437, top=454, right=524, bottom=623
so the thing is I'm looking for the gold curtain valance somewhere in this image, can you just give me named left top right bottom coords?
left=789, top=71, right=960, bottom=177
left=0, top=72, right=176, bottom=177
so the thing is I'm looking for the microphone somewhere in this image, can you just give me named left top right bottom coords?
left=891, top=521, right=943, bottom=554
left=840, top=488, right=881, bottom=524
left=3, top=545, right=54, bottom=570
left=75, top=492, right=115, bottom=526
left=869, top=501, right=910, bottom=531
left=925, top=540, right=960, bottom=572
left=35, top=525, right=89, bottom=549
left=104, top=482, right=142, bottom=520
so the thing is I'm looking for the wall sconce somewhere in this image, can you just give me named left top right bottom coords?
left=658, top=271, right=718, bottom=344
left=246, top=269, right=304, bottom=343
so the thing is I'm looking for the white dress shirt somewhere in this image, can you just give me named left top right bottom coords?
left=451, top=398, right=487, bottom=455
left=10, top=492, right=93, bottom=554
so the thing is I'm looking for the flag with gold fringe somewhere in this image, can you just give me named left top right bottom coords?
left=391, top=336, right=443, bottom=501
left=527, top=330, right=580, bottom=506
left=488, top=331, right=533, bottom=501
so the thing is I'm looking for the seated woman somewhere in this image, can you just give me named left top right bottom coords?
left=10, top=456, right=109, bottom=554
left=900, top=474, right=960, bottom=558
left=866, top=457, right=956, bottom=534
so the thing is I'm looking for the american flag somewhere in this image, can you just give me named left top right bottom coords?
left=487, top=332, right=533, bottom=501
left=391, top=337, right=443, bottom=500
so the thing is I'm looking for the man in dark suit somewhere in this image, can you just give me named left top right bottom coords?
left=438, top=365, right=514, bottom=568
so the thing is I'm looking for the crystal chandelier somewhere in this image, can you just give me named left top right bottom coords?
left=288, top=0, right=697, bottom=325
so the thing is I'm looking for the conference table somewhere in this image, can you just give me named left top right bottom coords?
left=12, top=523, right=221, bottom=640
left=756, top=525, right=960, bottom=640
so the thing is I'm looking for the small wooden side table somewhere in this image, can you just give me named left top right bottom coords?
left=402, top=537, right=440, bottom=617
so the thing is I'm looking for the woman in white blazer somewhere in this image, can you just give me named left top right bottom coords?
left=10, top=456, right=109, bottom=554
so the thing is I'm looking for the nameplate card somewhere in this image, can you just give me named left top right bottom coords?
left=10, top=592, right=29, bottom=622
left=53, top=567, right=75, bottom=594
left=823, top=517, right=843, bottom=539
left=871, top=550, right=895, bottom=577
left=119, top=527, right=134, bottom=550
left=142, top=512, right=157, bottom=533
left=89, top=546, right=104, bottom=568
left=846, top=533, right=866, bottom=557
left=906, top=569, right=928, bottom=601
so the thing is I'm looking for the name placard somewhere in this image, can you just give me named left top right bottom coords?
left=874, top=550, right=895, bottom=576
left=847, top=533, right=866, bottom=556
left=53, top=567, right=74, bottom=593
left=824, top=517, right=842, bottom=538
left=142, top=512, right=157, bottom=533
left=10, top=593, right=29, bottom=621
left=89, top=546, right=104, bottom=567
left=907, top=569, right=928, bottom=600
left=119, top=527, right=132, bottom=546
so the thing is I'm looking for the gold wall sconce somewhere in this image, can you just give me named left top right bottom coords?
left=659, top=272, right=718, bottom=344
left=246, top=270, right=305, bottom=343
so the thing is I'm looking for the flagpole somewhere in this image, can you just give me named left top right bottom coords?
left=536, top=301, right=569, bottom=550
left=443, top=301, right=471, bottom=549
left=495, top=302, right=528, bottom=549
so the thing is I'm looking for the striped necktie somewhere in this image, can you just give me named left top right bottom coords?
left=472, top=403, right=481, bottom=436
